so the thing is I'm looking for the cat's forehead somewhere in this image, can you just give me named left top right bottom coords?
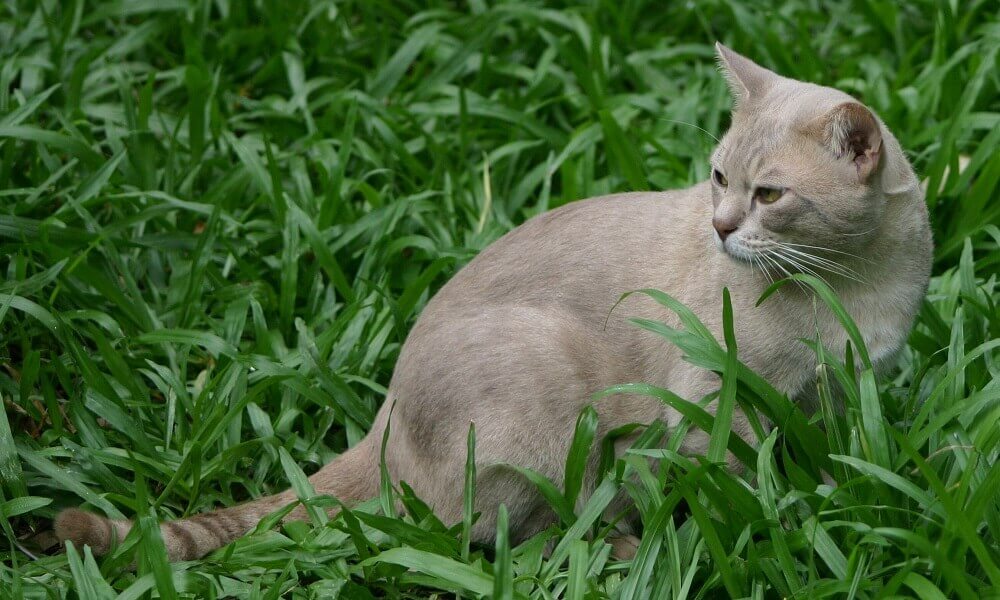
left=713, top=82, right=858, bottom=171
left=758, top=80, right=857, bottom=124
left=714, top=116, right=787, bottom=168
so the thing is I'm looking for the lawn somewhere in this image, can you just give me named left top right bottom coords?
left=1, top=0, right=998, bottom=597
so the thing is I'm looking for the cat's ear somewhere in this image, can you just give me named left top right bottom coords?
left=714, top=42, right=779, bottom=105
left=818, top=102, right=883, bottom=183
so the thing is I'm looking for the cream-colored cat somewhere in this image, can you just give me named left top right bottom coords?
left=55, top=44, right=932, bottom=562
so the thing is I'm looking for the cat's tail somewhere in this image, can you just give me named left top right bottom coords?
left=54, top=437, right=379, bottom=562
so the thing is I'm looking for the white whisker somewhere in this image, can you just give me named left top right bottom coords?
left=779, top=242, right=874, bottom=264
left=772, top=248, right=834, bottom=289
left=758, top=240, right=868, bottom=286
left=761, top=249, right=807, bottom=293
left=759, top=254, right=779, bottom=286
left=841, top=226, right=880, bottom=237
left=753, top=252, right=774, bottom=286
left=779, top=244, right=856, bottom=274
left=658, top=118, right=724, bottom=145
left=774, top=244, right=866, bottom=283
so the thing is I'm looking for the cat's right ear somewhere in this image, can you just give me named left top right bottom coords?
left=715, top=42, right=779, bottom=106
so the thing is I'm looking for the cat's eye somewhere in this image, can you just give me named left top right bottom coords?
left=712, top=169, right=728, bottom=187
left=754, top=187, right=785, bottom=204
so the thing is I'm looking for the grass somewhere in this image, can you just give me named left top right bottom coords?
left=1, top=0, right=998, bottom=597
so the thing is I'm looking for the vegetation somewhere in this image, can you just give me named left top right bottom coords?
left=1, top=0, right=998, bottom=597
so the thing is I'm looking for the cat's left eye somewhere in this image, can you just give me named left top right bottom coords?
left=712, top=169, right=728, bottom=187
left=754, top=187, right=785, bottom=204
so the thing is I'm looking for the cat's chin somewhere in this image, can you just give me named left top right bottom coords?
left=715, top=236, right=755, bottom=265
left=723, top=249, right=756, bottom=265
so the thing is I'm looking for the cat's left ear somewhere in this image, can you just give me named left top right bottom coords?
left=821, top=102, right=882, bottom=182
left=814, top=102, right=917, bottom=194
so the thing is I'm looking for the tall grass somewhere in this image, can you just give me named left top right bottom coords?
left=1, top=0, right=998, bottom=597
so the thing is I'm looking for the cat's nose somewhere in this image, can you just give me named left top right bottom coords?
left=713, top=218, right=738, bottom=241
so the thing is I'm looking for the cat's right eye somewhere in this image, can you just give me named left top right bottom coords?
left=712, top=168, right=728, bottom=187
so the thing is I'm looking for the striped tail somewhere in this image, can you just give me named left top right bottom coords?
left=54, top=439, right=378, bottom=562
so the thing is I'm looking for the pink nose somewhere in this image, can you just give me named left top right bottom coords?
left=713, top=218, right=738, bottom=241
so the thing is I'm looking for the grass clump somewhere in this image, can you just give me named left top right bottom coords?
left=1, top=0, right=999, bottom=597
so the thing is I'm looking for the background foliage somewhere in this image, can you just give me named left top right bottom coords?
left=1, top=0, right=998, bottom=597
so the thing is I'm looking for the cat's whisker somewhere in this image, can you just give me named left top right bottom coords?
left=788, top=258, right=833, bottom=289
left=762, top=256, right=776, bottom=286
left=750, top=246, right=782, bottom=279
left=767, top=240, right=861, bottom=266
left=787, top=249, right=864, bottom=286
left=761, top=249, right=808, bottom=293
left=749, top=251, right=762, bottom=281
left=764, top=248, right=824, bottom=291
left=657, top=118, right=725, bottom=146
left=768, top=242, right=867, bottom=284
left=771, top=248, right=834, bottom=290
left=775, top=245, right=858, bottom=275
left=779, top=242, right=874, bottom=264
left=841, top=226, right=880, bottom=237
left=780, top=248, right=867, bottom=285
left=753, top=252, right=775, bottom=286
left=758, top=254, right=777, bottom=286
left=784, top=247, right=855, bottom=269
left=762, top=252, right=783, bottom=286
left=781, top=252, right=861, bottom=287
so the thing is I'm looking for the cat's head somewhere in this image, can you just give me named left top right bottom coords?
left=708, top=43, right=920, bottom=276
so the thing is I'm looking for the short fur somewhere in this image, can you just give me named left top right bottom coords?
left=54, top=44, right=932, bottom=562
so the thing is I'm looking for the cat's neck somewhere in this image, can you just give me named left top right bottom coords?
left=844, top=190, right=931, bottom=294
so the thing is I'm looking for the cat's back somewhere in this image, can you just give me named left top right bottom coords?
left=429, top=185, right=710, bottom=314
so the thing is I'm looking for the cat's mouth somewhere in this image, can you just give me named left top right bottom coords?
left=716, top=235, right=756, bottom=264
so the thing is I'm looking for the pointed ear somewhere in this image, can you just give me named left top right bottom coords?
left=820, top=102, right=883, bottom=183
left=714, top=42, right=779, bottom=105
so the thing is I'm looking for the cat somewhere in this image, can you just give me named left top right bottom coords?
left=54, top=43, right=932, bottom=562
